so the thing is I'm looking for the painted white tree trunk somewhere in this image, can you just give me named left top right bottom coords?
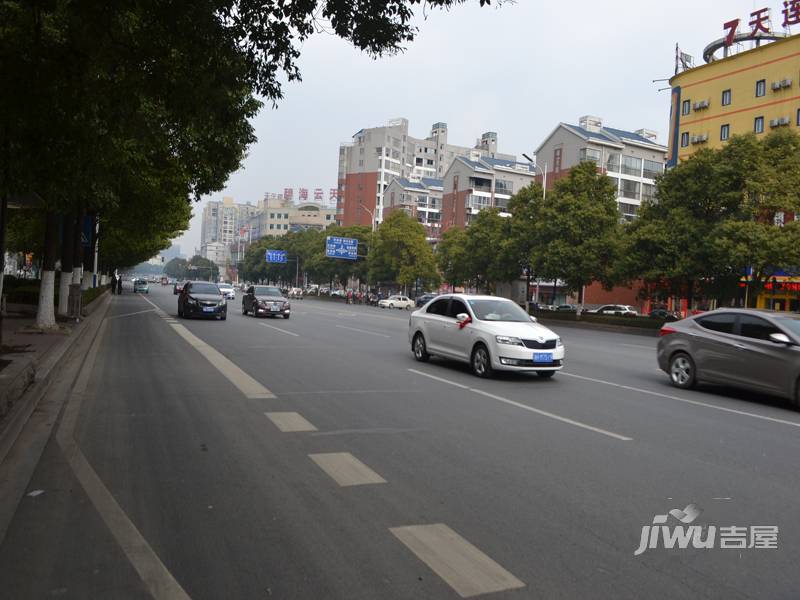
left=72, top=267, right=82, bottom=285
left=58, top=270, right=71, bottom=316
left=81, top=270, right=92, bottom=290
left=36, top=270, right=57, bottom=329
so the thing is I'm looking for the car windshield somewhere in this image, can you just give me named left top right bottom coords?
left=776, top=316, right=800, bottom=337
left=467, top=299, right=530, bottom=322
left=254, top=286, right=282, bottom=296
left=190, top=283, right=220, bottom=294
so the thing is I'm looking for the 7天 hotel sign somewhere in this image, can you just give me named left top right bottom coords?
left=723, top=2, right=800, bottom=46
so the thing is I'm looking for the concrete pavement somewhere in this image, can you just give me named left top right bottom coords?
left=1, top=285, right=798, bottom=599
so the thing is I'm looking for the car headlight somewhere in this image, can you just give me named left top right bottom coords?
left=495, top=335, right=524, bottom=346
left=187, top=296, right=198, bottom=305
left=284, top=301, right=290, bottom=309
left=556, top=337, right=563, bottom=347
left=219, top=298, right=227, bottom=306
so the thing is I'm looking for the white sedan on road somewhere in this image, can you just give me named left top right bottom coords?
left=408, top=294, right=565, bottom=378
left=218, top=284, right=236, bottom=300
left=378, top=295, right=414, bottom=310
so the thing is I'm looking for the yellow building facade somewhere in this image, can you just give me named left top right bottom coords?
left=668, top=34, right=800, bottom=312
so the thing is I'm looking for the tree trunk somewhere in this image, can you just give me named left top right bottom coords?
left=686, top=279, right=695, bottom=314
left=58, top=213, right=74, bottom=316
left=36, top=211, right=60, bottom=329
left=72, top=210, right=83, bottom=284
left=0, top=193, right=7, bottom=347
left=81, top=214, right=94, bottom=290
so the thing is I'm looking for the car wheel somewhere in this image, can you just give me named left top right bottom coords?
left=220, top=315, right=227, bottom=321
left=389, top=303, right=394, bottom=309
left=413, top=333, right=430, bottom=362
left=669, top=352, right=696, bottom=389
left=792, top=377, right=800, bottom=409
left=471, top=344, right=493, bottom=378
left=537, top=371, right=556, bottom=379
left=242, top=304, right=247, bottom=315
left=178, top=305, right=183, bottom=318
left=283, top=314, right=290, bottom=319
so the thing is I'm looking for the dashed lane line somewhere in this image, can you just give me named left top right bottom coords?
left=309, top=452, right=387, bottom=487
left=259, top=322, right=300, bottom=337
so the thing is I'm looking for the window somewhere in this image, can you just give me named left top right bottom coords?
left=797, top=108, right=800, bottom=126
left=641, top=183, right=655, bottom=203
left=697, top=313, right=736, bottom=334
left=553, top=147, right=562, bottom=172
left=681, top=100, right=691, bottom=115
left=427, top=298, right=450, bottom=315
left=269, top=213, right=275, bottom=218
left=620, top=179, right=640, bottom=200
left=416, top=157, right=423, bottom=166
left=721, top=89, right=732, bottom=106
left=284, top=213, right=289, bottom=219
left=447, top=299, right=469, bottom=319
left=756, top=79, right=766, bottom=97
left=579, top=147, right=601, bottom=163
left=754, top=116, right=764, bottom=134
left=720, top=124, right=730, bottom=141
left=283, top=224, right=288, bottom=230
left=618, top=202, right=638, bottom=219
left=738, top=315, right=781, bottom=341
left=621, top=155, right=642, bottom=176
left=426, top=159, right=434, bottom=166
left=269, top=224, right=274, bottom=230
left=606, top=153, right=620, bottom=172
left=642, top=159, right=663, bottom=180
left=607, top=176, right=619, bottom=193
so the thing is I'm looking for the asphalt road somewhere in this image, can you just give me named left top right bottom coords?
left=2, top=284, right=800, bottom=599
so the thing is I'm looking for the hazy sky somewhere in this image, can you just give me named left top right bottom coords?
left=173, top=0, right=780, bottom=255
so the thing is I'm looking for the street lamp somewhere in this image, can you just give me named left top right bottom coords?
left=522, top=153, right=547, bottom=200
left=358, top=203, right=376, bottom=232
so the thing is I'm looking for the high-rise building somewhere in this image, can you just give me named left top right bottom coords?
left=534, top=116, right=667, bottom=221
left=200, top=197, right=259, bottom=260
left=336, top=118, right=516, bottom=227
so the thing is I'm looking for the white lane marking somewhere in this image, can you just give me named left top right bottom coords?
left=390, top=523, right=525, bottom=598
left=264, top=412, right=317, bottom=432
left=105, top=308, right=156, bottom=320
left=139, top=295, right=274, bottom=399
left=713, top=497, right=732, bottom=500
left=308, top=452, right=387, bottom=486
left=335, top=324, right=391, bottom=338
left=56, top=306, right=191, bottom=600
left=407, top=369, right=470, bottom=390
left=259, top=322, right=300, bottom=337
left=561, top=371, right=800, bottom=429
left=470, top=389, right=632, bottom=441
left=407, top=369, right=631, bottom=441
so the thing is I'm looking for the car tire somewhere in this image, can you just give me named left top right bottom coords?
left=283, top=314, right=290, bottom=319
left=471, top=344, right=493, bottom=378
left=220, top=315, right=227, bottom=321
left=178, top=305, right=183, bottom=318
left=412, top=333, right=430, bottom=362
left=791, top=377, right=800, bottom=409
left=669, top=352, right=696, bottom=389
left=537, top=371, right=556, bottom=379
left=242, top=304, right=247, bottom=315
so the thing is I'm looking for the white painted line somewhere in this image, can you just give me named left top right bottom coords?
left=407, top=369, right=631, bottom=441
left=407, top=369, right=470, bottom=390
left=470, top=389, right=632, bottom=441
left=335, top=324, right=391, bottom=338
left=561, top=371, right=800, bottom=430
left=265, top=412, right=317, bottom=432
left=309, top=452, right=387, bottom=487
left=106, top=308, right=156, bottom=320
left=259, top=322, right=299, bottom=337
left=390, top=523, right=525, bottom=598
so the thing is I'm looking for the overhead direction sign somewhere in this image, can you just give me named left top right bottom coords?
left=325, top=236, right=358, bottom=261
left=265, top=249, right=288, bottom=264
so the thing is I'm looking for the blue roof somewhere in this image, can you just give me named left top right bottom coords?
left=480, top=157, right=533, bottom=172
left=602, top=126, right=660, bottom=146
left=566, top=124, right=618, bottom=143
left=566, top=124, right=661, bottom=147
left=396, top=178, right=425, bottom=190
left=421, top=177, right=443, bottom=188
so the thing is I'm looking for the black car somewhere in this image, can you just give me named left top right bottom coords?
left=650, top=307, right=680, bottom=321
left=173, top=280, right=186, bottom=295
left=177, top=281, right=227, bottom=320
left=242, top=285, right=291, bottom=318
left=415, top=293, right=438, bottom=307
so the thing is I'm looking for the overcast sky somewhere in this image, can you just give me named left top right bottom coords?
left=172, top=0, right=778, bottom=255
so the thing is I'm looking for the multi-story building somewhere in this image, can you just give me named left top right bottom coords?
left=668, top=32, right=800, bottom=166
left=247, top=198, right=337, bottom=239
left=440, top=156, right=536, bottom=230
left=383, top=177, right=444, bottom=241
left=336, top=118, right=515, bottom=227
left=534, top=116, right=668, bottom=221
left=200, top=197, right=259, bottom=250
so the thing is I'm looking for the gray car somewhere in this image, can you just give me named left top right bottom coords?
left=242, top=285, right=291, bottom=318
left=657, top=308, right=800, bottom=406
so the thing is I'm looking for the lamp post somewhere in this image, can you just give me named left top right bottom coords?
left=521, top=153, right=547, bottom=200
left=359, top=203, right=377, bottom=291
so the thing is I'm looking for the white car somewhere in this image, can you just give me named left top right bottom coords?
left=588, top=304, right=638, bottom=317
left=218, top=284, right=235, bottom=300
left=288, top=287, right=304, bottom=299
left=408, top=294, right=565, bottom=378
left=379, top=295, right=414, bottom=310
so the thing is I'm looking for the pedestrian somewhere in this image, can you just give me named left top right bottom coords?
left=110, top=273, right=117, bottom=294
left=116, top=275, right=123, bottom=295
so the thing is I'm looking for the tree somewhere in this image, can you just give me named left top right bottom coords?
left=436, top=227, right=470, bottom=290
left=369, top=211, right=439, bottom=290
left=458, top=209, right=519, bottom=292
left=531, top=161, right=620, bottom=306
left=164, top=258, right=189, bottom=280
left=187, top=255, right=219, bottom=281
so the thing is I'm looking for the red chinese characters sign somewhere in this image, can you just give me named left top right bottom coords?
left=724, top=3, right=800, bottom=46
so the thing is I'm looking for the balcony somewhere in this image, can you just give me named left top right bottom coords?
left=471, top=184, right=493, bottom=193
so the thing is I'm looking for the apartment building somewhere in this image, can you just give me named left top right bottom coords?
left=440, top=155, right=536, bottom=231
left=534, top=116, right=668, bottom=221
left=383, top=177, right=444, bottom=241
left=247, top=198, right=336, bottom=239
left=200, top=197, right=259, bottom=249
left=336, top=118, right=515, bottom=227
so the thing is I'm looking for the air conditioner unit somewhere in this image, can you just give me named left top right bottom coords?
left=770, top=119, right=780, bottom=128
left=772, top=81, right=783, bottom=91
left=692, top=100, right=709, bottom=110
left=690, top=135, right=699, bottom=143
left=779, top=116, right=791, bottom=125
left=781, top=78, right=793, bottom=88
left=699, top=100, right=709, bottom=109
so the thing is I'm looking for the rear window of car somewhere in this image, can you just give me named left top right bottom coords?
left=696, top=313, right=736, bottom=334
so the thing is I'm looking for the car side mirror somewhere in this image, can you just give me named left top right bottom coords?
left=530, top=315, right=537, bottom=323
left=456, top=313, right=470, bottom=323
left=769, top=332, right=792, bottom=345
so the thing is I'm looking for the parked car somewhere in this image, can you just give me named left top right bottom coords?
left=657, top=308, right=800, bottom=405
left=218, top=283, right=236, bottom=300
left=588, top=304, right=639, bottom=317
left=415, top=293, right=438, bottom=307
left=173, top=280, right=186, bottom=295
left=409, top=294, right=565, bottom=378
left=177, top=281, right=227, bottom=320
left=556, top=304, right=577, bottom=312
left=288, top=287, right=304, bottom=299
left=650, top=307, right=680, bottom=321
left=379, top=294, right=414, bottom=310
left=133, top=279, right=149, bottom=294
left=242, top=285, right=291, bottom=319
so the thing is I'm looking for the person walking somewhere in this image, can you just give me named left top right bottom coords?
left=116, top=275, right=123, bottom=295
left=110, top=273, right=117, bottom=295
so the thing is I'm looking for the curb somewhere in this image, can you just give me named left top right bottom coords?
left=0, top=291, right=111, bottom=466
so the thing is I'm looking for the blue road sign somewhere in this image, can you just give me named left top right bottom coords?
left=265, top=249, right=288, bottom=264
left=325, top=236, right=358, bottom=260
left=81, top=215, right=93, bottom=247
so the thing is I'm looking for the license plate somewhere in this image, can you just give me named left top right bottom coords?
left=202, top=307, right=214, bottom=313
left=533, top=352, right=552, bottom=363
left=270, top=304, right=279, bottom=311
